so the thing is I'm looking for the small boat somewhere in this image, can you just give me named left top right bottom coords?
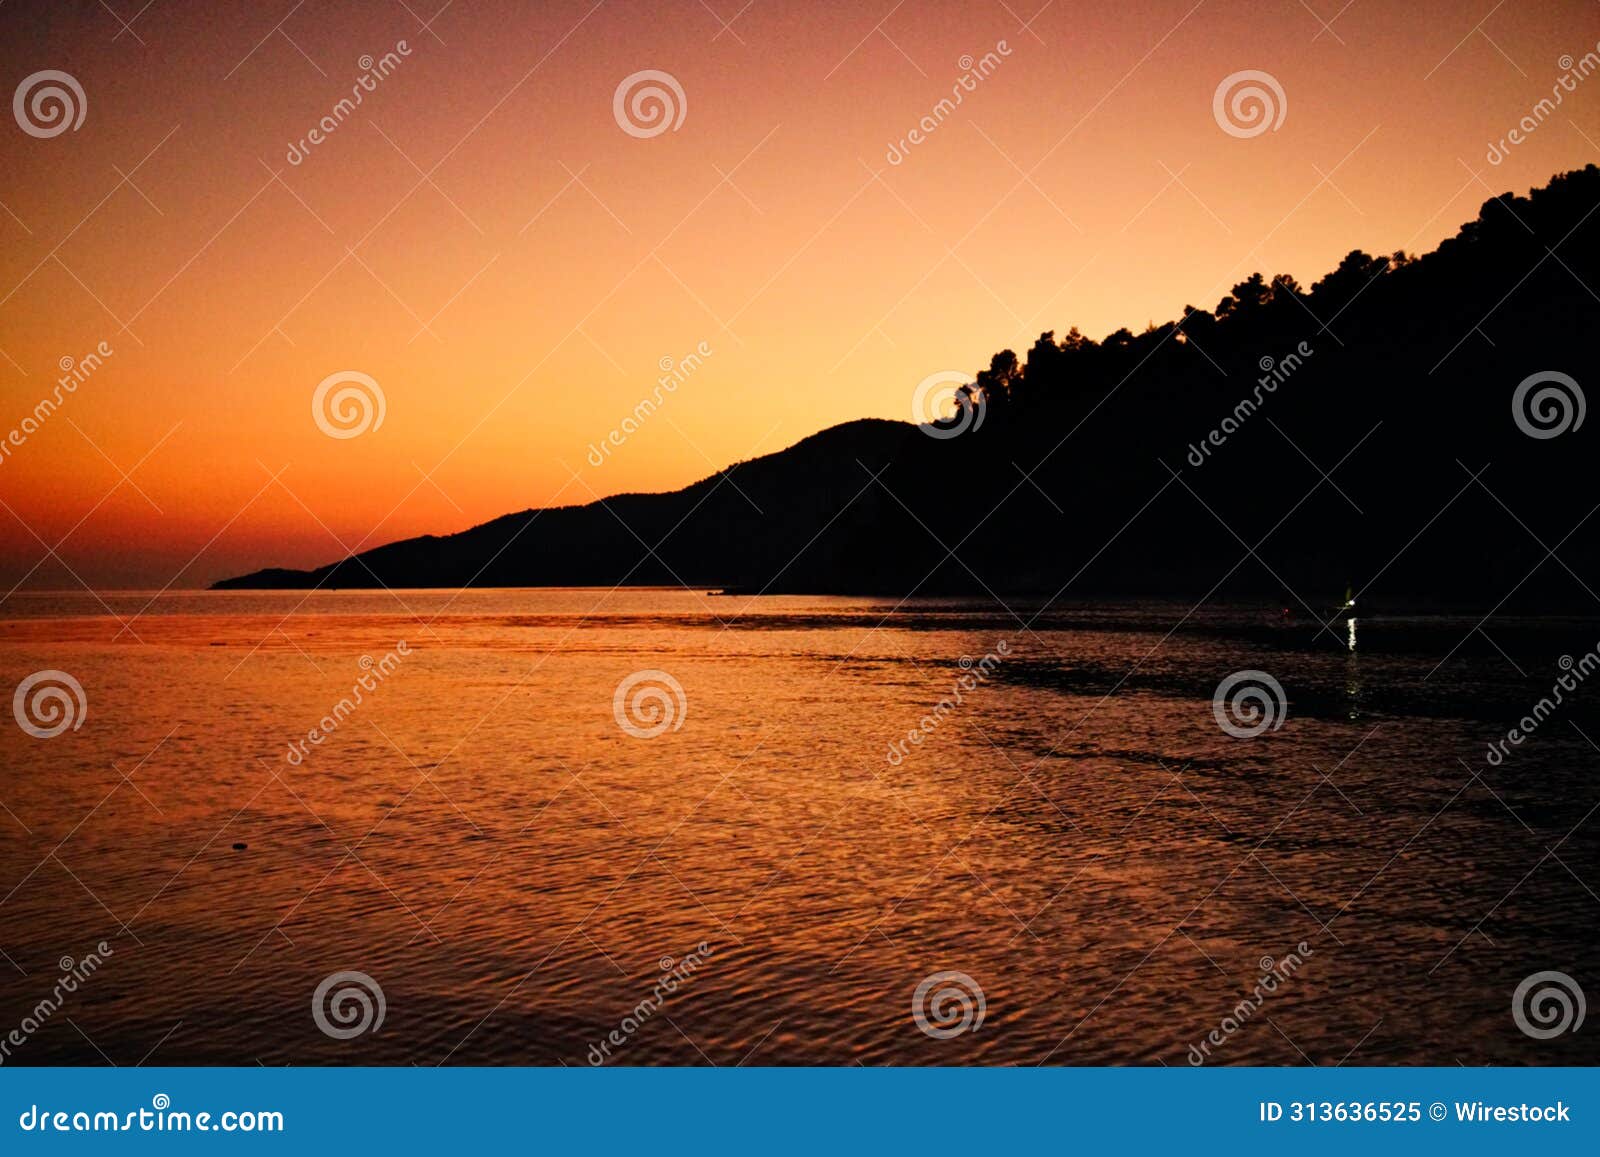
left=1329, top=582, right=1362, bottom=652
left=1328, top=582, right=1358, bottom=619
left=1277, top=584, right=1362, bottom=622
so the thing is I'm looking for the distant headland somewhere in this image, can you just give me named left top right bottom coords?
left=216, top=167, right=1600, bottom=611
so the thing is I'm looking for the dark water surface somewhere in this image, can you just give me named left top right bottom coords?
left=0, top=589, right=1595, bottom=1065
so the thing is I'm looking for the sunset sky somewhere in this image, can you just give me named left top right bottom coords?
left=1, top=0, right=1597, bottom=588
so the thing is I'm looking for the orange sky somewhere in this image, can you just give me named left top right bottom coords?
left=1, top=0, right=1597, bottom=588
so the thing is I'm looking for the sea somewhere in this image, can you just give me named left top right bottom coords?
left=0, top=589, right=1594, bottom=1066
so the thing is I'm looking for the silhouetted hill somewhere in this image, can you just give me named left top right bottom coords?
left=216, top=166, right=1600, bottom=608
left=215, top=419, right=930, bottom=591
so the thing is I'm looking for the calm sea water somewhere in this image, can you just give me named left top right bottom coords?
left=0, top=589, right=1594, bottom=1066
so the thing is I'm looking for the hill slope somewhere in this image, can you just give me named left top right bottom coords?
left=217, top=166, right=1600, bottom=607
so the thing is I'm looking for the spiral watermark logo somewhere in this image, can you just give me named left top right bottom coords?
left=311, top=970, right=385, bottom=1040
left=1512, top=970, right=1585, bottom=1039
left=912, top=370, right=985, bottom=439
left=1512, top=370, right=1584, bottom=439
left=613, top=70, right=686, bottom=138
left=911, top=970, right=986, bottom=1039
left=311, top=371, right=386, bottom=439
left=1212, top=70, right=1286, bottom=138
left=1212, top=670, right=1286, bottom=738
left=612, top=669, right=686, bottom=738
left=12, top=670, right=86, bottom=739
left=13, top=70, right=86, bottom=139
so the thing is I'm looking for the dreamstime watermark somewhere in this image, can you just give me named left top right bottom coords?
left=1212, top=670, right=1287, bottom=738
left=1212, top=70, right=1287, bottom=138
left=911, top=970, right=986, bottom=1039
left=0, top=942, right=114, bottom=1065
left=17, top=1096, right=284, bottom=1134
left=284, top=643, right=409, bottom=765
left=286, top=42, right=412, bottom=164
left=0, top=342, right=113, bottom=469
left=1187, top=944, right=1313, bottom=1064
left=312, top=370, right=386, bottom=439
left=1512, top=370, right=1584, bottom=439
left=1487, top=48, right=1600, bottom=164
left=885, top=41, right=1012, bottom=165
left=613, top=70, right=686, bottom=138
left=586, top=942, right=714, bottom=1064
left=311, top=970, right=385, bottom=1040
left=12, top=670, right=86, bottom=739
left=911, top=370, right=985, bottom=439
left=1512, top=970, right=1585, bottom=1039
left=13, top=70, right=86, bottom=138
left=887, top=642, right=1009, bottom=765
left=1485, top=646, right=1600, bottom=766
left=1186, top=341, right=1312, bottom=466
left=612, top=669, right=686, bottom=738
left=587, top=341, right=713, bottom=466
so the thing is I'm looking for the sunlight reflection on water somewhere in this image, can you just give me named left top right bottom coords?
left=0, top=589, right=1595, bottom=1066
